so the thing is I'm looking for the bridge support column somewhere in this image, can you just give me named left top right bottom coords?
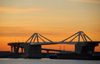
left=21, top=48, right=23, bottom=53
left=75, top=42, right=98, bottom=53
left=47, top=51, right=49, bottom=57
left=11, top=46, right=13, bottom=52
left=14, top=45, right=20, bottom=54
left=21, top=44, right=43, bottom=58
left=47, top=51, right=49, bottom=53
left=14, top=46, right=16, bottom=53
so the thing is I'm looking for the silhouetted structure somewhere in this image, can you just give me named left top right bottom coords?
left=0, top=51, right=10, bottom=58
left=8, top=31, right=100, bottom=58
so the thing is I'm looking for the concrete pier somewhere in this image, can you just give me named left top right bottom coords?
left=75, top=42, right=98, bottom=53
left=21, top=43, right=43, bottom=58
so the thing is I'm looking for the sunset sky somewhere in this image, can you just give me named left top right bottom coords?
left=0, top=0, right=100, bottom=52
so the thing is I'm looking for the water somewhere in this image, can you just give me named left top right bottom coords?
left=0, top=58, right=100, bottom=64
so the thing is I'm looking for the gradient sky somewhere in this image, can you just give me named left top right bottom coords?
left=0, top=0, right=100, bottom=52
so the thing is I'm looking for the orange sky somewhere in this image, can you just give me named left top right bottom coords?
left=0, top=0, right=100, bottom=52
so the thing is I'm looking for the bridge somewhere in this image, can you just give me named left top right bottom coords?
left=8, top=31, right=100, bottom=58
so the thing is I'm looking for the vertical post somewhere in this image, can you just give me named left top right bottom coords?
left=11, top=46, right=13, bottom=52
left=47, top=51, right=49, bottom=57
left=14, top=46, right=16, bottom=53
left=21, top=48, right=23, bottom=53
left=60, top=46, right=61, bottom=51
left=14, top=45, right=19, bottom=54
left=16, top=45, right=19, bottom=54
left=47, top=51, right=49, bottom=53
left=64, top=46, right=65, bottom=51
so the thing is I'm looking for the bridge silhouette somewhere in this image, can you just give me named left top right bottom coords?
left=8, top=31, right=100, bottom=58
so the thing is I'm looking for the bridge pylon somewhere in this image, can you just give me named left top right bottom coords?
left=61, top=31, right=96, bottom=53
left=61, top=31, right=92, bottom=42
left=25, top=33, right=53, bottom=43
left=21, top=33, right=53, bottom=58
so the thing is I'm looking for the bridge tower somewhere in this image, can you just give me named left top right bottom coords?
left=21, top=33, right=53, bottom=58
left=61, top=31, right=98, bottom=53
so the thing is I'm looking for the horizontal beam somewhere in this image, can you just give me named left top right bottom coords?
left=41, top=48, right=65, bottom=52
left=30, top=42, right=78, bottom=45
left=8, top=41, right=100, bottom=46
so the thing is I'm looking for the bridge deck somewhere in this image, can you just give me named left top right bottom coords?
left=41, top=48, right=65, bottom=52
left=8, top=41, right=100, bottom=46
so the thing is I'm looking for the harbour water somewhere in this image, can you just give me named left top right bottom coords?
left=0, top=58, right=100, bottom=64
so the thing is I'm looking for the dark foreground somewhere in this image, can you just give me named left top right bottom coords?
left=57, top=53, right=100, bottom=60
left=0, top=51, right=100, bottom=60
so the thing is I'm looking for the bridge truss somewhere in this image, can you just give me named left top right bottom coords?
left=61, top=31, right=92, bottom=43
left=25, top=33, right=53, bottom=43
